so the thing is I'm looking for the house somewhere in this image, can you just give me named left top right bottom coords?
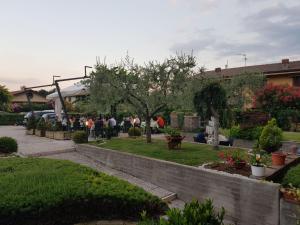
left=204, top=58, right=300, bottom=87
left=10, top=89, right=48, bottom=105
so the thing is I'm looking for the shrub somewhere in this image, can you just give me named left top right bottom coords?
left=72, top=131, right=88, bottom=143
left=259, top=118, right=283, bottom=153
left=164, top=127, right=181, bottom=137
left=26, top=116, right=36, bottom=130
left=229, top=125, right=241, bottom=138
left=128, top=127, right=142, bottom=137
left=0, top=158, right=166, bottom=225
left=0, top=113, right=24, bottom=125
left=229, top=125, right=263, bottom=140
left=53, top=121, right=63, bottom=131
left=139, top=199, right=225, bottom=225
left=36, top=119, right=46, bottom=131
left=282, top=164, right=300, bottom=188
left=0, top=137, right=18, bottom=153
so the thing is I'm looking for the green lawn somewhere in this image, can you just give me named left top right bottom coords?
left=94, top=137, right=231, bottom=166
left=0, top=157, right=166, bottom=225
left=283, top=131, right=300, bottom=142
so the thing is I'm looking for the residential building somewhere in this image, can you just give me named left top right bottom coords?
left=204, top=58, right=300, bottom=87
left=10, top=90, right=48, bottom=105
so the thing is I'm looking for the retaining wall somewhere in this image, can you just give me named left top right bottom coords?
left=77, top=144, right=280, bottom=225
left=280, top=199, right=300, bottom=225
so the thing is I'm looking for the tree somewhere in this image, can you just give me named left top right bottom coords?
left=254, top=83, right=300, bottom=130
left=222, top=72, right=266, bottom=110
left=87, top=54, right=196, bottom=143
left=194, top=82, right=227, bottom=148
left=0, top=85, right=12, bottom=111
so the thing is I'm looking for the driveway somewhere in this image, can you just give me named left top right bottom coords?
left=0, top=126, right=75, bottom=156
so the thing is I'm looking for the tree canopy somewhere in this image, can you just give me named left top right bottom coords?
left=86, top=54, right=196, bottom=142
left=0, top=85, right=12, bottom=111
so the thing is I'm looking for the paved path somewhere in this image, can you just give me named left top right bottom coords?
left=0, top=126, right=75, bottom=156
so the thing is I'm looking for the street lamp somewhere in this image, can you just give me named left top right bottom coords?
left=84, top=66, right=92, bottom=77
left=53, top=75, right=61, bottom=84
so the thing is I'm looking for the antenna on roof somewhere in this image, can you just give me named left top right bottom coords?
left=238, top=53, right=247, bottom=67
left=225, top=60, right=228, bottom=69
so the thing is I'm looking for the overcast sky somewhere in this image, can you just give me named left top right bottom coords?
left=1, top=0, right=299, bottom=90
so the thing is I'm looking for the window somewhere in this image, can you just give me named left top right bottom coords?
left=293, top=76, right=300, bottom=87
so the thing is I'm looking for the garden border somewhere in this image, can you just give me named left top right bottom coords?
left=76, top=144, right=280, bottom=225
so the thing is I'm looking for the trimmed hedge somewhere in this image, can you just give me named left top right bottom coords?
left=0, top=113, right=24, bottom=125
left=72, top=131, right=88, bottom=143
left=0, top=137, right=18, bottom=153
left=282, top=164, right=300, bottom=188
left=128, top=127, right=142, bottom=137
left=0, top=158, right=167, bottom=225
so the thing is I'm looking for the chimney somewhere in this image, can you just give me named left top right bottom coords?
left=215, top=67, right=221, bottom=73
left=282, top=58, right=289, bottom=69
left=282, top=58, right=289, bottom=64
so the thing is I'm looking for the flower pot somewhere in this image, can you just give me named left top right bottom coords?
left=53, top=131, right=71, bottom=140
left=271, top=152, right=286, bottom=166
left=35, top=129, right=45, bottom=137
left=251, top=165, right=265, bottom=177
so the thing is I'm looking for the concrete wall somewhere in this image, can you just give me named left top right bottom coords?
left=77, top=144, right=280, bottom=225
left=280, top=199, right=300, bottom=225
left=183, top=116, right=200, bottom=132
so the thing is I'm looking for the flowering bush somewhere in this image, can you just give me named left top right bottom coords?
left=218, top=149, right=247, bottom=168
left=254, top=83, right=300, bottom=110
left=248, top=150, right=270, bottom=167
left=254, top=84, right=300, bottom=129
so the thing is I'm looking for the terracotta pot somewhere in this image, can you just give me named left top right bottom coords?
left=251, top=165, right=265, bottom=177
left=271, top=152, right=286, bottom=166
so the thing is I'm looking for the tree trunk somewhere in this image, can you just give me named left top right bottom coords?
left=212, top=116, right=219, bottom=149
left=210, top=106, right=219, bottom=149
left=145, top=116, right=151, bottom=143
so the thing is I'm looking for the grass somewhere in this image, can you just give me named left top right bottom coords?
left=282, top=131, right=300, bottom=142
left=0, top=157, right=166, bottom=225
left=93, top=137, right=234, bottom=166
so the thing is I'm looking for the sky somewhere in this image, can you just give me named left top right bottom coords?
left=0, top=0, right=300, bottom=90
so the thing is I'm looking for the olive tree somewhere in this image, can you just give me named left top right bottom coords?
left=0, top=85, right=12, bottom=111
left=87, top=54, right=196, bottom=143
left=194, top=82, right=227, bottom=148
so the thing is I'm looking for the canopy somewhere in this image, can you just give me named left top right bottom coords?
left=46, top=83, right=88, bottom=100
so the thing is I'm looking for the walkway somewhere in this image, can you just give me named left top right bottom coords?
left=0, top=126, right=75, bottom=156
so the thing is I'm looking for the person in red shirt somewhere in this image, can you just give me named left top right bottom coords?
left=156, top=116, right=165, bottom=128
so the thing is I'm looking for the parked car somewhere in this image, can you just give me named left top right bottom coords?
left=23, top=110, right=54, bottom=126
left=42, top=112, right=65, bottom=124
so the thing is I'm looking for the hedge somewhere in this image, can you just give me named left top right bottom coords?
left=0, top=113, right=24, bottom=125
left=0, top=137, right=18, bottom=153
left=0, top=158, right=166, bottom=225
left=282, top=164, right=300, bottom=188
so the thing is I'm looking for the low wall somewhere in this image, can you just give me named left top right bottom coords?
left=77, top=144, right=280, bottom=225
left=280, top=199, right=300, bottom=225
left=183, top=116, right=200, bottom=132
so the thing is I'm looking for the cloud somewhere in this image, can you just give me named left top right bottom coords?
left=170, top=2, right=300, bottom=61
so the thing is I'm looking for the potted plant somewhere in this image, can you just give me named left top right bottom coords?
left=259, top=119, right=283, bottom=152
left=26, top=116, right=36, bottom=135
left=164, top=127, right=185, bottom=150
left=218, top=149, right=247, bottom=169
left=35, top=119, right=46, bottom=137
left=249, top=150, right=270, bottom=177
left=45, top=121, right=54, bottom=139
left=53, top=121, right=71, bottom=140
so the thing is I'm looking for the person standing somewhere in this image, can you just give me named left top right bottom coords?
left=157, top=116, right=165, bottom=129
